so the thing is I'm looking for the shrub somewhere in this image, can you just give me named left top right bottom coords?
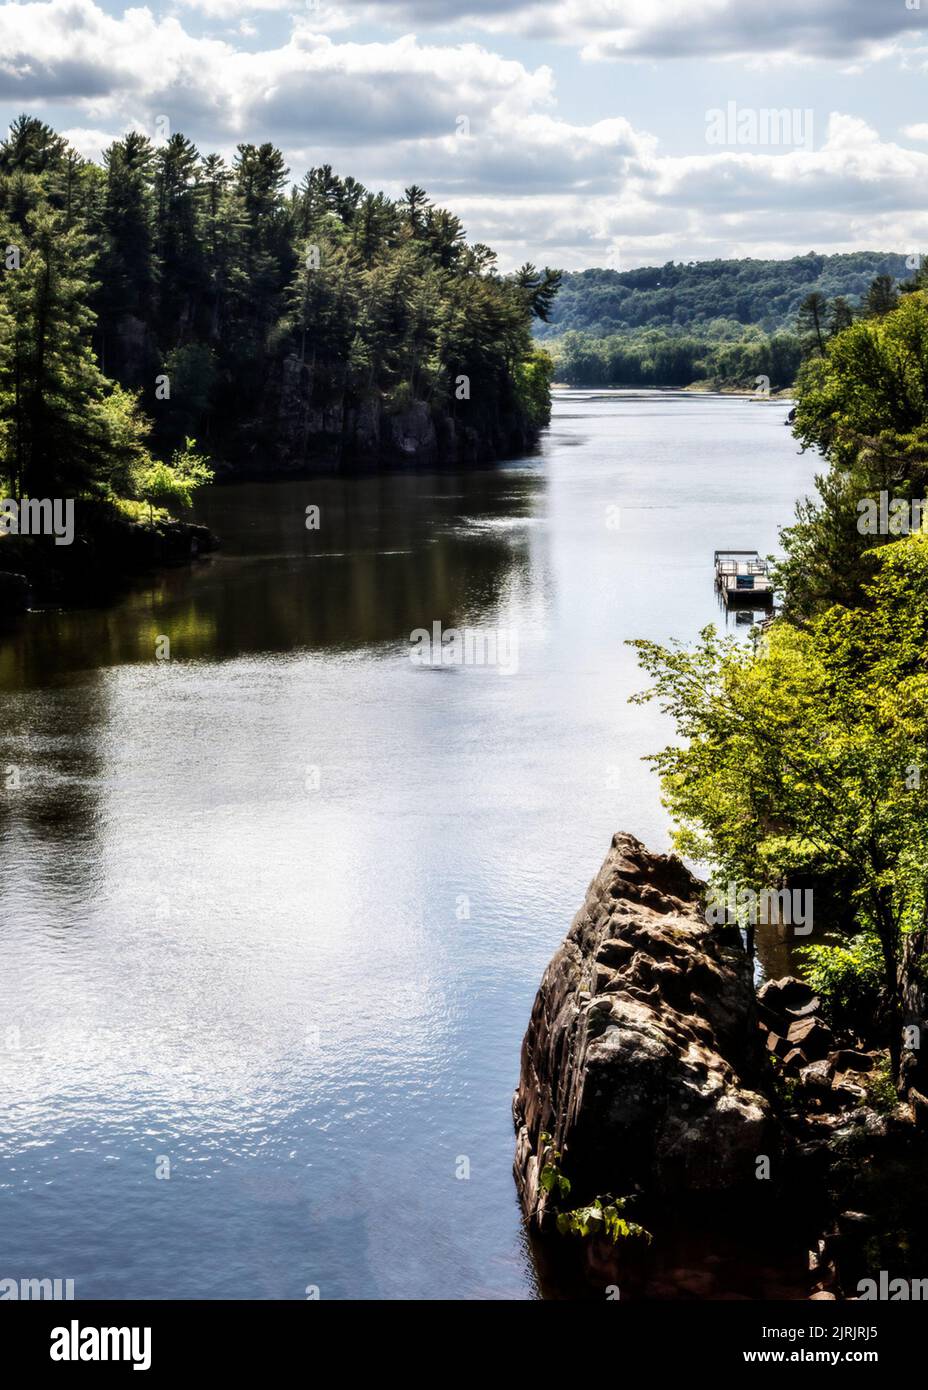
left=797, top=933, right=884, bottom=1039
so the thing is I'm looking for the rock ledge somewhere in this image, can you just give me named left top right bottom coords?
left=514, top=832, right=772, bottom=1227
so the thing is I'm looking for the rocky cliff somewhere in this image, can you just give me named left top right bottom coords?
left=515, top=832, right=928, bottom=1299
left=514, top=832, right=773, bottom=1229
left=248, top=354, right=537, bottom=475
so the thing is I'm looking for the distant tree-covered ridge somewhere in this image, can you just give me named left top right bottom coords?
left=549, top=326, right=803, bottom=391
left=0, top=114, right=560, bottom=497
left=536, top=253, right=913, bottom=340
left=545, top=253, right=917, bottom=390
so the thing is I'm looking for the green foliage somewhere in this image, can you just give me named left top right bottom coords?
left=541, top=254, right=915, bottom=389
left=536, top=253, right=913, bottom=341
left=797, top=291, right=829, bottom=357
left=797, top=934, right=884, bottom=1037
left=0, top=119, right=220, bottom=511
left=537, top=1133, right=651, bottom=1246
left=515, top=264, right=562, bottom=323
left=91, top=383, right=157, bottom=499
left=792, top=293, right=928, bottom=468
left=539, top=1163, right=571, bottom=1199
left=0, top=112, right=556, bottom=486
left=780, top=292, right=928, bottom=616
left=160, top=345, right=217, bottom=446
left=631, top=533, right=928, bottom=1073
left=864, top=275, right=899, bottom=320
left=555, top=1195, right=652, bottom=1246
left=767, top=1053, right=799, bottom=1107
left=538, top=1133, right=572, bottom=1201
left=0, top=204, right=156, bottom=499
left=513, top=348, right=555, bottom=428
left=866, top=1058, right=900, bottom=1113
left=549, top=325, right=802, bottom=390
left=137, top=439, right=213, bottom=519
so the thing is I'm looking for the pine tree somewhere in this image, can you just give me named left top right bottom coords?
left=1, top=116, right=558, bottom=490
left=864, top=274, right=899, bottom=319
left=828, top=296, right=854, bottom=336
left=515, top=264, right=563, bottom=323
left=153, top=133, right=203, bottom=336
left=797, top=291, right=828, bottom=356
left=0, top=208, right=149, bottom=497
left=98, top=133, right=156, bottom=375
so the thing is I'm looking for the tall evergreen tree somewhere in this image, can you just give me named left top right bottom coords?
left=0, top=208, right=146, bottom=497
left=97, top=132, right=156, bottom=375
left=153, top=133, right=203, bottom=336
left=1, top=115, right=558, bottom=490
left=797, top=291, right=828, bottom=356
left=864, top=273, right=899, bottom=319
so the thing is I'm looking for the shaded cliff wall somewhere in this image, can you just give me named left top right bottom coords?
left=514, top=833, right=773, bottom=1229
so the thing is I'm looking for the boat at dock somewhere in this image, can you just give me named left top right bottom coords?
left=714, top=550, right=774, bottom=606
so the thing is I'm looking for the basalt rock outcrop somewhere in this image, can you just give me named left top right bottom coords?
left=249, top=354, right=535, bottom=475
left=514, top=833, right=773, bottom=1229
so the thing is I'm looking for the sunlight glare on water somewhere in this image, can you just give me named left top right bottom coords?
left=0, top=391, right=814, bottom=1299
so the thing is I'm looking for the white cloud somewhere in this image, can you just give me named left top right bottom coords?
left=302, top=0, right=928, bottom=66
left=903, top=122, right=928, bottom=142
left=181, top=0, right=353, bottom=20
left=443, top=113, right=928, bottom=269
left=0, top=2, right=556, bottom=142
left=59, top=124, right=130, bottom=160
left=2, top=2, right=928, bottom=269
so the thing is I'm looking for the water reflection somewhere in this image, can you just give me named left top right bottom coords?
left=2, top=470, right=547, bottom=680
left=0, top=393, right=817, bottom=1300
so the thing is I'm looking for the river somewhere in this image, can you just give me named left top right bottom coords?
left=0, top=390, right=816, bottom=1299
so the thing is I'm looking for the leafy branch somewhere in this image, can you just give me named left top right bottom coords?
left=538, top=1134, right=652, bottom=1246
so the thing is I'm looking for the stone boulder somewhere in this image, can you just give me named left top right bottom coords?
left=787, top=1016, right=834, bottom=1060
left=757, top=974, right=834, bottom=1075
left=513, top=833, right=773, bottom=1229
left=758, top=976, right=820, bottom=1019
left=800, top=1059, right=835, bottom=1094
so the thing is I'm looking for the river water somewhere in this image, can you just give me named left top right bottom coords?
left=0, top=391, right=815, bottom=1300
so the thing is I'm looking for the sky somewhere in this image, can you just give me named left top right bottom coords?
left=2, top=0, right=928, bottom=270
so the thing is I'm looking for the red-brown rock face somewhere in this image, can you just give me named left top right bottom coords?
left=514, top=833, right=773, bottom=1228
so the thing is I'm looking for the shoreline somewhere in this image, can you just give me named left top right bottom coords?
left=515, top=832, right=925, bottom=1300
left=0, top=507, right=219, bottom=615
left=552, top=381, right=795, bottom=400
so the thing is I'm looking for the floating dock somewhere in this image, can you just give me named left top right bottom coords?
left=714, top=550, right=774, bottom=606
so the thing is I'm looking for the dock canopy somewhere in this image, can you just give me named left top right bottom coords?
left=714, top=550, right=774, bottom=605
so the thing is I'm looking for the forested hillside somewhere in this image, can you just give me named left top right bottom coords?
left=551, top=326, right=803, bottom=390
left=0, top=114, right=559, bottom=496
left=537, top=253, right=912, bottom=339
left=546, top=253, right=917, bottom=389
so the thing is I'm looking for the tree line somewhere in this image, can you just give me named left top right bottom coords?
left=549, top=268, right=919, bottom=390
left=537, top=252, right=913, bottom=340
left=0, top=114, right=560, bottom=510
left=550, top=325, right=803, bottom=390
left=634, top=284, right=928, bottom=1086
